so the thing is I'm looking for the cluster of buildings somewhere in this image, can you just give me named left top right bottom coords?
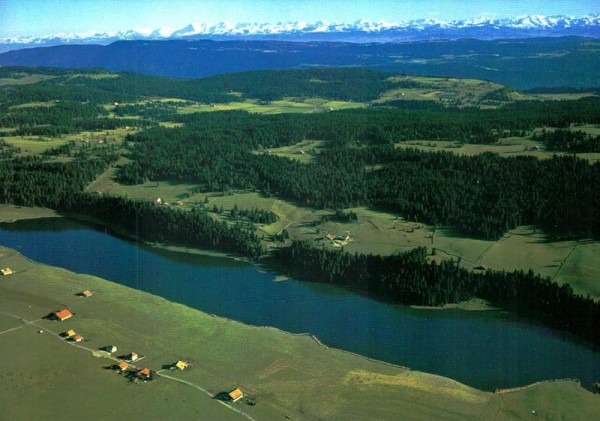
left=51, top=290, right=244, bottom=401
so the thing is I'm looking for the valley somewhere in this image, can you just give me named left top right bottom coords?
left=1, top=61, right=600, bottom=419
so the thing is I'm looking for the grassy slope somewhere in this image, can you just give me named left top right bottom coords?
left=1, top=246, right=598, bottom=420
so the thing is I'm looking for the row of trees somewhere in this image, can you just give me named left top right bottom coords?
left=534, top=128, right=600, bottom=152
left=58, top=194, right=264, bottom=259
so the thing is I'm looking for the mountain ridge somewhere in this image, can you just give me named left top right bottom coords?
left=1, top=36, right=599, bottom=89
left=2, top=14, right=599, bottom=51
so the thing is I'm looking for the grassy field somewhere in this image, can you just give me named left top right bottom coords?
left=2, top=127, right=136, bottom=155
left=1, top=136, right=69, bottom=155
left=1, top=246, right=599, bottom=420
left=173, top=97, right=365, bottom=115
left=0, top=204, right=60, bottom=222
left=0, top=74, right=57, bottom=85
left=253, top=139, right=328, bottom=163
left=395, top=137, right=600, bottom=163
left=377, top=76, right=519, bottom=107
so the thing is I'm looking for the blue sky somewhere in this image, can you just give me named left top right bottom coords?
left=1, top=0, right=598, bottom=38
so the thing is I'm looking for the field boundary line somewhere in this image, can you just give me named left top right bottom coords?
left=551, top=240, right=579, bottom=282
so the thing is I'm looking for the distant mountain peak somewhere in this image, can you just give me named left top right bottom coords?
left=1, top=14, right=599, bottom=51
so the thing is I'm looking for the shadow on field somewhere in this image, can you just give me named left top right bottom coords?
left=527, top=237, right=599, bottom=244
left=212, top=391, right=231, bottom=401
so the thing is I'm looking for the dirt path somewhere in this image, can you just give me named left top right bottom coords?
left=156, top=370, right=258, bottom=421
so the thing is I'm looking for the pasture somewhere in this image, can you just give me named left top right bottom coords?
left=254, top=139, right=327, bottom=163
left=395, top=137, right=600, bottom=163
left=2, top=127, right=135, bottom=155
left=2, top=135, right=69, bottom=154
left=176, top=97, right=366, bottom=115
left=377, top=76, right=513, bottom=107
left=1, top=246, right=598, bottom=420
left=0, top=74, right=57, bottom=85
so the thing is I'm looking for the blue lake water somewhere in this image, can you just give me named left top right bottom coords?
left=1, top=217, right=599, bottom=391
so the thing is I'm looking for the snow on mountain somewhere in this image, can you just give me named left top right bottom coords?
left=2, top=14, right=599, bottom=48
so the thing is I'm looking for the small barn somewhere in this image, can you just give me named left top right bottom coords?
left=1, top=267, right=13, bottom=276
left=80, top=290, right=93, bottom=297
left=72, top=334, right=84, bottom=343
left=54, top=309, right=73, bottom=321
left=117, top=361, right=129, bottom=372
left=129, top=352, right=139, bottom=362
left=228, top=388, right=244, bottom=403
left=64, top=329, right=76, bottom=338
left=105, top=345, right=117, bottom=353
left=174, top=360, right=188, bottom=370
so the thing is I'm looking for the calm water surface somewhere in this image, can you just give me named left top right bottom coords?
left=1, top=217, right=599, bottom=391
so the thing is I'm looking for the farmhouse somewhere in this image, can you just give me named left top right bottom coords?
left=54, top=309, right=73, bottom=321
left=72, top=334, right=83, bottom=343
left=228, top=388, right=244, bottom=403
left=1, top=267, right=13, bottom=276
left=326, top=233, right=335, bottom=241
left=137, top=367, right=152, bottom=380
left=80, top=290, right=93, bottom=297
left=129, top=352, right=139, bottom=362
left=117, top=361, right=129, bottom=372
left=63, top=329, right=76, bottom=338
left=174, top=360, right=188, bottom=370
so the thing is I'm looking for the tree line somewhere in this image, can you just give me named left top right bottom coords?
left=534, top=128, right=600, bottom=152
left=275, top=241, right=600, bottom=345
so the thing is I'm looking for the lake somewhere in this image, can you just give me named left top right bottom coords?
left=1, top=217, right=599, bottom=391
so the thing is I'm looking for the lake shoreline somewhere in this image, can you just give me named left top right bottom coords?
left=1, top=206, right=600, bottom=392
left=1, top=244, right=599, bottom=420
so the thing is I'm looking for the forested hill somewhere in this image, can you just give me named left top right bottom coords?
left=0, top=66, right=508, bottom=105
left=1, top=37, right=600, bottom=89
left=0, top=66, right=397, bottom=103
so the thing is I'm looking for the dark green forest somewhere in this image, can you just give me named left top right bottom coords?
left=117, top=107, right=600, bottom=240
left=1, top=66, right=600, bottom=345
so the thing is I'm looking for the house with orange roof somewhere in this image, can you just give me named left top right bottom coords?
left=54, top=309, right=73, bottom=321
left=228, top=388, right=244, bottom=403
left=137, top=368, right=151, bottom=380
left=72, top=334, right=83, bottom=343
left=117, top=361, right=129, bottom=372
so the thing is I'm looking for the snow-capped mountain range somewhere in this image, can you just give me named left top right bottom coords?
left=2, top=14, right=600, bottom=49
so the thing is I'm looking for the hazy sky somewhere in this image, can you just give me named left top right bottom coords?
left=1, top=0, right=598, bottom=38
